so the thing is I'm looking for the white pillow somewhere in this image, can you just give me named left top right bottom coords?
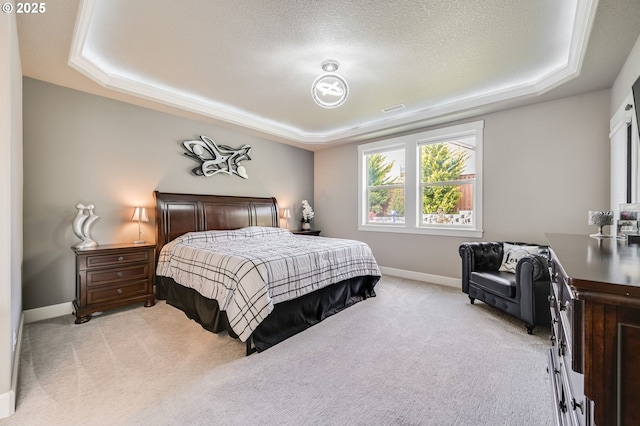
left=499, top=243, right=539, bottom=273
left=177, top=226, right=292, bottom=244
left=242, top=226, right=293, bottom=238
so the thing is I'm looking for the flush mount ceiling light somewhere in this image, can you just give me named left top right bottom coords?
left=312, top=61, right=349, bottom=109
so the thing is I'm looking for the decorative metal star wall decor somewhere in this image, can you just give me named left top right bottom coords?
left=182, top=135, right=251, bottom=179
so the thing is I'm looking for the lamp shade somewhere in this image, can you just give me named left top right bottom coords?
left=131, top=207, right=149, bottom=222
left=282, top=208, right=291, bottom=219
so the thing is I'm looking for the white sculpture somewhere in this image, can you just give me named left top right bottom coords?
left=72, top=203, right=99, bottom=249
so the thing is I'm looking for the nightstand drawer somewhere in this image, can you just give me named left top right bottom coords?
left=86, top=264, right=150, bottom=287
left=87, top=280, right=149, bottom=305
left=80, top=250, right=151, bottom=270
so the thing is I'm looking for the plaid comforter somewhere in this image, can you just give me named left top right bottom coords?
left=156, top=226, right=380, bottom=341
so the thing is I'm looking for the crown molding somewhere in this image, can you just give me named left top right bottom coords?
left=69, top=0, right=598, bottom=145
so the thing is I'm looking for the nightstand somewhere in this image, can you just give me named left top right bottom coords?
left=292, top=230, right=321, bottom=236
left=72, top=243, right=156, bottom=324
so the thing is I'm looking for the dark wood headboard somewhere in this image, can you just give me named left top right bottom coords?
left=154, top=191, right=279, bottom=255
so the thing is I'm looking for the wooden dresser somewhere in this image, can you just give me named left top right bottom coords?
left=546, top=233, right=640, bottom=426
left=72, top=243, right=156, bottom=324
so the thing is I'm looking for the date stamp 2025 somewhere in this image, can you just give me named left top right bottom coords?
left=2, top=3, right=47, bottom=14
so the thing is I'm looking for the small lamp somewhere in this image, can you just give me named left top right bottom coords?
left=281, top=208, right=291, bottom=230
left=588, top=210, right=613, bottom=238
left=131, top=207, right=149, bottom=244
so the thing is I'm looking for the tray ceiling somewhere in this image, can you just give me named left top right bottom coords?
left=16, top=0, right=640, bottom=147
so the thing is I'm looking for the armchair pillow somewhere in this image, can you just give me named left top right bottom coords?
left=498, top=243, right=539, bottom=273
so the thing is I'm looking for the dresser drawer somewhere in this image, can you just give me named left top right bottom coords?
left=85, top=263, right=150, bottom=287
left=87, top=280, right=150, bottom=305
left=547, top=348, right=564, bottom=425
left=560, top=345, right=589, bottom=425
left=550, top=281, right=561, bottom=342
left=78, top=250, right=151, bottom=270
left=549, top=251, right=583, bottom=373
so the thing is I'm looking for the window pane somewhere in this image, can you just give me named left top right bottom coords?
left=421, top=183, right=473, bottom=225
left=420, top=140, right=474, bottom=183
left=368, top=188, right=405, bottom=223
left=367, top=149, right=405, bottom=186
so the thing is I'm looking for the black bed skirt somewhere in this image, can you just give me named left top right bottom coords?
left=156, top=275, right=379, bottom=352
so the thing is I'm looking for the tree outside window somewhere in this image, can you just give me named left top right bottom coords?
left=420, top=140, right=474, bottom=225
left=366, top=150, right=405, bottom=223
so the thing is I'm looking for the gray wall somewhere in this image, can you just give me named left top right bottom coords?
left=22, top=78, right=314, bottom=310
left=315, top=89, right=611, bottom=280
left=612, top=33, right=640, bottom=110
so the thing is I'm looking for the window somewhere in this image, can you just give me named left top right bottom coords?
left=365, top=147, right=405, bottom=225
left=358, top=121, right=483, bottom=237
left=419, top=138, right=476, bottom=228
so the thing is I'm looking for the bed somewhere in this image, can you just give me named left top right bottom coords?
left=153, top=191, right=381, bottom=354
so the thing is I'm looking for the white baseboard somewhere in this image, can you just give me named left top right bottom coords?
left=24, top=301, right=73, bottom=324
left=0, top=313, right=23, bottom=420
left=0, top=389, right=15, bottom=420
left=379, top=266, right=461, bottom=289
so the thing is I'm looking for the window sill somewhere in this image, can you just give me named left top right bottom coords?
left=358, top=224, right=483, bottom=238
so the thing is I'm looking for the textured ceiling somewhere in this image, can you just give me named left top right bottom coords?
left=15, top=0, right=640, bottom=148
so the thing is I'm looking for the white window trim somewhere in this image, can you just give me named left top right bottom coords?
left=358, top=120, right=483, bottom=238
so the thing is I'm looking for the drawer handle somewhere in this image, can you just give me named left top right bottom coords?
left=548, top=295, right=555, bottom=303
left=117, top=288, right=123, bottom=294
left=558, top=341, right=566, bottom=357
left=118, top=256, right=124, bottom=261
left=560, top=400, right=567, bottom=413
left=559, top=301, right=570, bottom=311
left=117, top=272, right=124, bottom=278
left=571, top=398, right=584, bottom=414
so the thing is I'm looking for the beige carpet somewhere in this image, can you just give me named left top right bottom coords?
left=2, top=276, right=553, bottom=426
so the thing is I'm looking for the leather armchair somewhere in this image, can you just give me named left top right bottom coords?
left=459, top=241, right=551, bottom=334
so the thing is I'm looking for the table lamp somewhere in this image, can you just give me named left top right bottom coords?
left=132, top=207, right=149, bottom=244
left=281, top=208, right=291, bottom=230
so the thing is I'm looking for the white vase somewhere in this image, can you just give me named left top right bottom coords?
left=302, top=222, right=311, bottom=230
